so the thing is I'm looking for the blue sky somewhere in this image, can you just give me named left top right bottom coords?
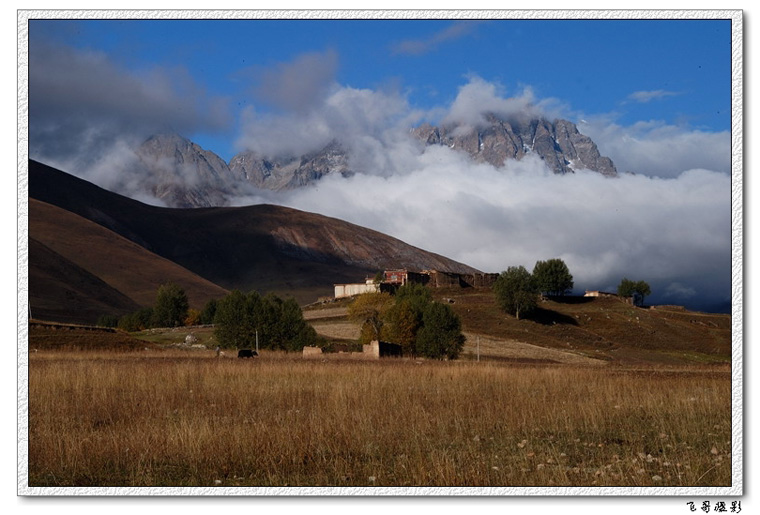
left=30, top=17, right=731, bottom=162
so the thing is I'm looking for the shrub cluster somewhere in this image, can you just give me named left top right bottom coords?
left=348, top=283, right=465, bottom=360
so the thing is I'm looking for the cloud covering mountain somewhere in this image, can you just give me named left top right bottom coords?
left=27, top=40, right=733, bottom=312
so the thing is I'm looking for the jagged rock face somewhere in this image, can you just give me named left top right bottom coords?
left=228, top=151, right=297, bottom=191
left=136, top=133, right=239, bottom=207
left=229, top=140, right=352, bottom=191
left=126, top=115, right=616, bottom=208
left=288, top=141, right=353, bottom=188
left=412, top=115, right=617, bottom=177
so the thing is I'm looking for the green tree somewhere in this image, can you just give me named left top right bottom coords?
left=635, top=281, right=652, bottom=301
left=532, top=258, right=574, bottom=296
left=373, top=283, right=466, bottom=359
left=617, top=278, right=636, bottom=297
left=382, top=299, right=421, bottom=355
left=213, top=290, right=317, bottom=351
left=152, top=282, right=189, bottom=328
left=257, top=292, right=283, bottom=349
left=278, top=297, right=318, bottom=351
left=382, top=283, right=433, bottom=356
left=213, top=290, right=254, bottom=348
left=617, top=278, right=652, bottom=304
left=395, top=282, right=433, bottom=313
left=493, top=266, right=540, bottom=319
left=347, top=292, right=394, bottom=342
left=416, top=302, right=466, bottom=360
left=199, top=298, right=218, bottom=325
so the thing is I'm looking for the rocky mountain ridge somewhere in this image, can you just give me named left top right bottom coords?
left=412, top=115, right=617, bottom=177
left=123, top=115, right=617, bottom=208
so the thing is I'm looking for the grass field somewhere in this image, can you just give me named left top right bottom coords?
left=25, top=293, right=733, bottom=489
left=27, top=347, right=732, bottom=488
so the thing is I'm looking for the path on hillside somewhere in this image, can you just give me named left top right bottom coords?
left=302, top=307, right=349, bottom=320
left=462, top=332, right=607, bottom=365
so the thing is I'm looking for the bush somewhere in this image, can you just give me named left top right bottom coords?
left=184, top=308, right=201, bottom=327
left=118, top=307, right=154, bottom=332
left=95, top=314, right=119, bottom=328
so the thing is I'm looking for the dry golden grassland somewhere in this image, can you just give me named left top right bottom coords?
left=28, top=349, right=731, bottom=488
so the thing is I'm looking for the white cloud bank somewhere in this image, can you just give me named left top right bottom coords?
left=580, top=118, right=731, bottom=178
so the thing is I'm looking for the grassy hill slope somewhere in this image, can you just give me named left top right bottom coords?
left=29, top=198, right=230, bottom=323
left=29, top=238, right=142, bottom=324
left=305, top=290, right=731, bottom=366
left=441, top=290, right=731, bottom=365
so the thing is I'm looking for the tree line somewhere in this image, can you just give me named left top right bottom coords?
left=100, top=283, right=317, bottom=351
left=97, top=282, right=198, bottom=331
left=493, top=258, right=651, bottom=319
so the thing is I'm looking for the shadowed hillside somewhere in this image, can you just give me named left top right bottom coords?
left=29, top=238, right=142, bottom=324
left=29, top=198, right=230, bottom=324
left=28, top=160, right=481, bottom=311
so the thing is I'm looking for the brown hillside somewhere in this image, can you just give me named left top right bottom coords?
left=29, top=198, right=229, bottom=323
left=436, top=290, right=731, bottom=365
left=28, top=160, right=479, bottom=304
left=29, top=238, right=142, bottom=324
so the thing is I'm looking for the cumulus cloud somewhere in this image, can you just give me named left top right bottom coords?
left=392, top=21, right=485, bottom=56
left=439, top=76, right=569, bottom=133
left=579, top=118, right=731, bottom=177
left=236, top=80, right=423, bottom=173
